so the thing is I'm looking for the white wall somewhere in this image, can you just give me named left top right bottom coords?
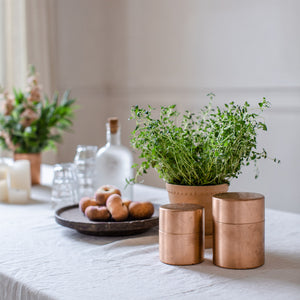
left=53, top=0, right=300, bottom=213
left=53, top=0, right=112, bottom=161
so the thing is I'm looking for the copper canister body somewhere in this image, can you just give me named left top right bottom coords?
left=213, top=192, right=265, bottom=269
left=159, top=204, right=204, bottom=265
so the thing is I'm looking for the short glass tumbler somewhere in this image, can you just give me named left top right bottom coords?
left=51, top=163, right=79, bottom=209
left=74, top=145, right=98, bottom=198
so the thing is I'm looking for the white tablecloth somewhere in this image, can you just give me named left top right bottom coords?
left=0, top=166, right=300, bottom=300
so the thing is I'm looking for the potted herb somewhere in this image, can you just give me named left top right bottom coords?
left=130, top=93, right=278, bottom=247
left=0, top=66, right=77, bottom=184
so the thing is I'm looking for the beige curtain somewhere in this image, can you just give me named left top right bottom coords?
left=2, top=0, right=27, bottom=90
left=0, top=0, right=5, bottom=86
left=26, top=0, right=57, bottom=163
left=0, top=0, right=57, bottom=163
left=1, top=0, right=56, bottom=93
left=25, top=0, right=56, bottom=97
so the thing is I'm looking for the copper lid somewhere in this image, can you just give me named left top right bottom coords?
left=108, top=117, right=119, bottom=134
left=159, top=203, right=204, bottom=234
left=213, top=192, right=264, bottom=224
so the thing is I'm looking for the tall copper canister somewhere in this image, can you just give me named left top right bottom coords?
left=212, top=192, right=265, bottom=269
left=159, top=204, right=205, bottom=265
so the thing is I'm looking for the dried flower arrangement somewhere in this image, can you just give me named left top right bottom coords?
left=0, top=66, right=77, bottom=154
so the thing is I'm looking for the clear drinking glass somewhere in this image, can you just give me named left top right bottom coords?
left=51, top=163, right=79, bottom=209
left=74, top=145, right=98, bottom=198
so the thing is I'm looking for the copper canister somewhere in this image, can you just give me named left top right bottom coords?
left=159, top=203, right=204, bottom=265
left=212, top=192, right=265, bottom=269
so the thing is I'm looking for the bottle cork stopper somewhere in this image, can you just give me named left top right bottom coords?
left=108, top=117, right=119, bottom=134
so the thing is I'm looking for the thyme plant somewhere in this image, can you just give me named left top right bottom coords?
left=130, top=94, right=279, bottom=186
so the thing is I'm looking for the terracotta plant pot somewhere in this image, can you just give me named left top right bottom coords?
left=14, top=153, right=41, bottom=185
left=165, top=183, right=229, bottom=249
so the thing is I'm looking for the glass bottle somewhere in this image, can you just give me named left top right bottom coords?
left=95, top=117, right=133, bottom=200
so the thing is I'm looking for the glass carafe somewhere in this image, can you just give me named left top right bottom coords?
left=95, top=117, right=134, bottom=200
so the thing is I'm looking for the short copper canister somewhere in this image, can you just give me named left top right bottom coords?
left=212, top=192, right=265, bottom=269
left=159, top=204, right=204, bottom=265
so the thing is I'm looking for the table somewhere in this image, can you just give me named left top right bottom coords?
left=0, top=166, right=300, bottom=300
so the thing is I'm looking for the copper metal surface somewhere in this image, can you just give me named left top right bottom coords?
left=159, top=203, right=204, bottom=234
left=14, top=153, right=41, bottom=185
left=159, top=232, right=204, bottom=265
left=212, top=192, right=265, bottom=269
left=159, top=204, right=204, bottom=265
left=213, top=192, right=265, bottom=224
left=213, top=221, right=264, bottom=269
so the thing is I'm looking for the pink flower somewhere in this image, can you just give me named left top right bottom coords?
left=0, top=131, right=16, bottom=151
left=26, top=73, right=42, bottom=103
left=27, top=75, right=38, bottom=86
left=20, top=108, right=39, bottom=127
left=3, top=99, right=14, bottom=116
left=27, top=86, right=41, bottom=103
left=0, top=91, right=15, bottom=115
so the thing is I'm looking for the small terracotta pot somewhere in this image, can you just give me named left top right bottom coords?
left=14, top=153, right=41, bottom=185
left=165, top=183, right=229, bottom=248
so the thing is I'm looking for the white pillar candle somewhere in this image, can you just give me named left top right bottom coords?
left=0, top=165, right=9, bottom=202
left=8, top=188, right=28, bottom=204
left=0, top=179, right=8, bottom=202
left=0, top=166, right=8, bottom=180
left=9, top=160, right=31, bottom=200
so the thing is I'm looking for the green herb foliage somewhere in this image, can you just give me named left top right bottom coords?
left=130, top=94, right=279, bottom=186
left=0, top=66, right=77, bottom=153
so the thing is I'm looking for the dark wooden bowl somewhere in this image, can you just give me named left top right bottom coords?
left=55, top=204, right=159, bottom=236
